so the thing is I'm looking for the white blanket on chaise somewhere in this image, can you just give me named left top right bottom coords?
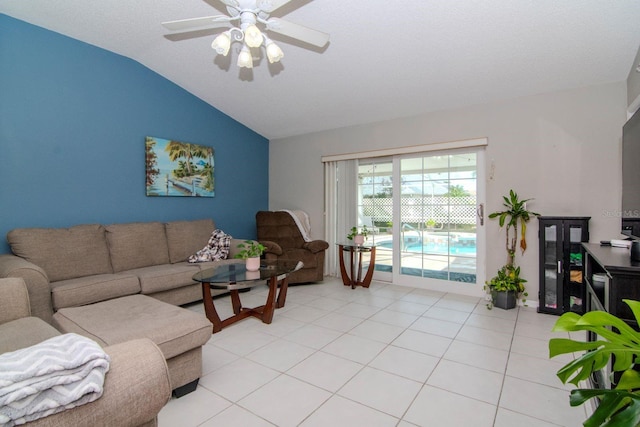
left=0, top=333, right=110, bottom=426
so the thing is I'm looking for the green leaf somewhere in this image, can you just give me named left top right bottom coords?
left=624, top=299, right=640, bottom=327
left=578, top=311, right=640, bottom=340
left=551, top=300, right=640, bottom=427
left=567, top=389, right=640, bottom=427
left=551, top=311, right=582, bottom=331
left=549, top=337, right=602, bottom=358
left=616, top=369, right=640, bottom=391
left=498, top=212, right=507, bottom=227
left=588, top=395, right=627, bottom=427
left=606, top=398, right=640, bottom=427
left=569, top=388, right=611, bottom=406
left=552, top=309, right=640, bottom=348
left=580, top=392, right=625, bottom=427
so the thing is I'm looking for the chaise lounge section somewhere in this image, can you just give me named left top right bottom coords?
left=0, top=277, right=172, bottom=426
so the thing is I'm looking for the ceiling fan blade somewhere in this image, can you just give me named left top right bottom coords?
left=162, top=15, right=231, bottom=32
left=257, top=0, right=294, bottom=13
left=218, top=0, right=239, bottom=7
left=266, top=17, right=329, bottom=48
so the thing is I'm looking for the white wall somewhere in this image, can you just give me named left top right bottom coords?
left=268, top=82, right=627, bottom=301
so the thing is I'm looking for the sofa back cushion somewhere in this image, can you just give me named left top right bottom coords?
left=106, top=222, right=170, bottom=272
left=7, top=224, right=113, bottom=282
left=165, top=219, right=216, bottom=263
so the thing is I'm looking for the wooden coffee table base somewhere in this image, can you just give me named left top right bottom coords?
left=201, top=275, right=290, bottom=333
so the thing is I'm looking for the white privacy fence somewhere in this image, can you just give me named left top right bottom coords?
left=361, top=195, right=477, bottom=226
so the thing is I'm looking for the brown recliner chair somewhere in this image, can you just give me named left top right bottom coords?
left=256, top=211, right=328, bottom=284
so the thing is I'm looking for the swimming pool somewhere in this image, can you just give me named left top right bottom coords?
left=377, top=239, right=476, bottom=256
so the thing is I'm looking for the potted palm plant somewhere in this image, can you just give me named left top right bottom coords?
left=485, top=189, right=539, bottom=309
left=234, top=240, right=265, bottom=271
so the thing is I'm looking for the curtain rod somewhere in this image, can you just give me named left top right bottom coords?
left=321, top=137, right=488, bottom=163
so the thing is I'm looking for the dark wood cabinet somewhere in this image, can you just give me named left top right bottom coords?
left=582, top=243, right=640, bottom=389
left=538, top=216, right=590, bottom=315
left=583, top=243, right=640, bottom=324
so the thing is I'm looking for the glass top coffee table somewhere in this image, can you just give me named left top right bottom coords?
left=193, top=260, right=303, bottom=333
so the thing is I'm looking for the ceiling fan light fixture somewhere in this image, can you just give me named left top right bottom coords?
left=237, top=45, right=253, bottom=68
left=211, top=32, right=231, bottom=56
left=162, top=0, right=330, bottom=72
left=266, top=40, right=284, bottom=63
left=244, top=24, right=264, bottom=48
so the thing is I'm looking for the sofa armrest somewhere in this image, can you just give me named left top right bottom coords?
left=0, top=255, right=53, bottom=323
left=0, top=277, right=31, bottom=324
left=303, top=240, right=329, bottom=254
left=259, top=240, right=283, bottom=256
left=28, top=338, right=171, bottom=427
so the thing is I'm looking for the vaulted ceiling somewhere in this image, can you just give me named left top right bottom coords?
left=2, top=0, right=640, bottom=139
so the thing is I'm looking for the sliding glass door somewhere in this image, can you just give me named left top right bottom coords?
left=355, top=149, right=485, bottom=292
left=398, top=152, right=481, bottom=287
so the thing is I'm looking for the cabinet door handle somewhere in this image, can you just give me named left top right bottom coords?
left=558, top=261, right=562, bottom=274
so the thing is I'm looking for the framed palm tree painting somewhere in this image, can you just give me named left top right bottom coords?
left=145, top=136, right=215, bottom=197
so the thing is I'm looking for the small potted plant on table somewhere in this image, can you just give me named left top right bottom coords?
left=485, top=189, right=539, bottom=309
left=235, top=240, right=266, bottom=271
left=347, top=225, right=369, bottom=245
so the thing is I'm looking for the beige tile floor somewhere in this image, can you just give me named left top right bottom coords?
left=159, top=277, right=590, bottom=427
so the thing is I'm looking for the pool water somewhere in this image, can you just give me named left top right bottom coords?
left=378, top=240, right=476, bottom=255
left=408, top=243, right=475, bottom=255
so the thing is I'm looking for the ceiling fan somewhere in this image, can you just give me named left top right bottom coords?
left=162, top=0, right=330, bottom=69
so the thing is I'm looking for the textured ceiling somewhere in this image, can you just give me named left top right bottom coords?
left=2, top=0, right=640, bottom=140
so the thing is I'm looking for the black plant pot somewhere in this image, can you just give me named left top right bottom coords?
left=492, top=290, right=517, bottom=310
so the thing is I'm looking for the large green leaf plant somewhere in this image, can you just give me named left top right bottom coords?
left=549, top=300, right=640, bottom=427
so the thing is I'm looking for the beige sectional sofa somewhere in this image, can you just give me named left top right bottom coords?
left=0, top=218, right=249, bottom=322
left=0, top=277, right=171, bottom=426
left=0, top=218, right=248, bottom=397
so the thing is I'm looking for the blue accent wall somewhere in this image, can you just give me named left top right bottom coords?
left=0, top=15, right=269, bottom=254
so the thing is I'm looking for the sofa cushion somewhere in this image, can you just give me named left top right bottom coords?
left=7, top=224, right=113, bottom=282
left=50, top=274, right=141, bottom=310
left=0, top=317, right=60, bottom=354
left=190, top=258, right=244, bottom=271
left=126, top=264, right=199, bottom=294
left=165, top=219, right=215, bottom=263
left=106, top=222, right=170, bottom=272
left=53, top=295, right=211, bottom=360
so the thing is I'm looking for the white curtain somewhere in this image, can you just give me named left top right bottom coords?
left=323, top=159, right=357, bottom=276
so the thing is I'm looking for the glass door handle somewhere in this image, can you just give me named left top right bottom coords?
left=477, top=203, right=484, bottom=226
left=558, top=261, right=562, bottom=274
